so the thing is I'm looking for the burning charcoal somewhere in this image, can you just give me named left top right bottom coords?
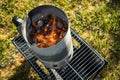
left=37, top=43, right=42, bottom=48
left=37, top=20, right=44, bottom=28
left=43, top=28, right=48, bottom=32
left=41, top=43, right=46, bottom=48
left=57, top=21, right=63, bottom=29
left=32, top=15, right=68, bottom=48
left=48, top=42, right=54, bottom=47
left=52, top=17, right=56, bottom=26
left=49, top=25, right=54, bottom=29
left=54, top=33, right=59, bottom=39
left=59, top=32, right=63, bottom=39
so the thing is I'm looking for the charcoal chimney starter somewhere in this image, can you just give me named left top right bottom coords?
left=13, top=5, right=73, bottom=69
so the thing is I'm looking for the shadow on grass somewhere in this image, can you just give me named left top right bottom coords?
left=107, top=0, right=120, bottom=65
left=0, top=40, right=5, bottom=60
left=8, top=60, right=35, bottom=80
left=109, top=31, right=120, bottom=65
left=107, top=0, right=120, bottom=9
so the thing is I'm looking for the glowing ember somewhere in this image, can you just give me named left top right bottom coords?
left=31, top=15, right=67, bottom=48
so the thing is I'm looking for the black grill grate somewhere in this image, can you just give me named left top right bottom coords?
left=12, top=29, right=107, bottom=80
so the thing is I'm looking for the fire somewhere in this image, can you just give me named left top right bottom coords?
left=32, top=15, right=67, bottom=48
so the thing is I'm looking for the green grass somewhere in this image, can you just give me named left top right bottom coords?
left=0, top=0, right=120, bottom=80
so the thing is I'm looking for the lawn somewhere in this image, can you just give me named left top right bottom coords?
left=0, top=0, right=120, bottom=80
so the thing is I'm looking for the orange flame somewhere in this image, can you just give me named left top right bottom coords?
left=32, top=16, right=67, bottom=48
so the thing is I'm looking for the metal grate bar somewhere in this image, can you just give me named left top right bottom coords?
left=12, top=28, right=107, bottom=80
left=81, top=57, right=101, bottom=74
left=80, top=56, right=99, bottom=75
left=63, top=70, right=76, bottom=79
left=73, top=44, right=84, bottom=53
left=19, top=43, right=26, bottom=48
left=70, top=45, right=88, bottom=64
left=65, top=71, right=78, bottom=80
left=72, top=43, right=87, bottom=56
left=85, top=60, right=102, bottom=78
left=76, top=53, right=96, bottom=73
left=73, top=47, right=77, bottom=51
left=60, top=67, right=81, bottom=80
left=61, top=48, right=91, bottom=78
left=58, top=67, right=73, bottom=77
left=73, top=51, right=93, bottom=71
left=56, top=49, right=85, bottom=75
left=70, top=48, right=90, bottom=69
left=12, top=36, right=56, bottom=80
left=71, top=74, right=82, bottom=80
left=30, top=56, right=37, bottom=62
left=56, top=66, right=71, bottom=76
left=16, top=37, right=25, bottom=46
left=61, top=51, right=93, bottom=79
left=65, top=60, right=83, bottom=80
left=23, top=48, right=30, bottom=54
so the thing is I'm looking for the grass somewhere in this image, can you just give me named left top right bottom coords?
left=0, top=0, right=120, bottom=80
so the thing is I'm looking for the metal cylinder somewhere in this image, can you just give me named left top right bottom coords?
left=21, top=5, right=73, bottom=69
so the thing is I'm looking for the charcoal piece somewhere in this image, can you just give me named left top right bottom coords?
left=32, top=22, right=38, bottom=28
left=37, top=29, right=41, bottom=34
left=62, top=27, right=67, bottom=32
left=49, top=25, right=54, bottom=29
left=37, top=20, right=44, bottom=28
left=41, top=43, right=46, bottom=48
left=45, top=24, right=50, bottom=28
left=57, top=21, right=63, bottom=29
left=30, top=27, right=36, bottom=34
left=59, top=32, right=63, bottom=39
left=53, top=33, right=58, bottom=38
